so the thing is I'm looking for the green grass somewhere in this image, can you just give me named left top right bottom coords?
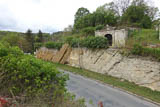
left=127, top=29, right=159, bottom=48
left=52, top=63, right=160, bottom=104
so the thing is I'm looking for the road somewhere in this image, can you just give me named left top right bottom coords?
left=62, top=70, right=159, bottom=107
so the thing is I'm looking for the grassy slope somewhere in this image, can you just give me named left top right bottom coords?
left=52, top=63, right=160, bottom=104
left=126, top=29, right=159, bottom=48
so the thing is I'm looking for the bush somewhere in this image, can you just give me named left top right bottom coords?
left=65, top=36, right=108, bottom=49
left=131, top=44, right=160, bottom=60
left=34, top=42, right=43, bottom=50
left=82, top=36, right=108, bottom=49
left=45, top=42, right=64, bottom=50
left=81, top=27, right=95, bottom=36
left=0, top=44, right=87, bottom=106
left=131, top=44, right=143, bottom=55
left=65, top=36, right=82, bottom=48
left=95, top=25, right=104, bottom=30
left=0, top=44, right=68, bottom=101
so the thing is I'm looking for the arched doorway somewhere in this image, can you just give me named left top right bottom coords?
left=105, top=34, right=112, bottom=46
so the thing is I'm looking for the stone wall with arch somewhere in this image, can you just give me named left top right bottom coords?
left=95, top=29, right=128, bottom=47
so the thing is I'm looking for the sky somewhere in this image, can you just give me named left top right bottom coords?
left=0, top=0, right=160, bottom=33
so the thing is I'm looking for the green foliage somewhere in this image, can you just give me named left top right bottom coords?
left=74, top=7, right=90, bottom=25
left=81, top=27, right=95, bottom=36
left=0, top=43, right=23, bottom=57
left=74, top=13, right=94, bottom=31
left=0, top=44, right=68, bottom=99
left=34, top=43, right=43, bottom=50
left=73, top=7, right=118, bottom=32
left=65, top=36, right=108, bottom=49
left=37, top=30, right=44, bottom=43
left=131, top=44, right=143, bottom=55
left=95, top=25, right=104, bottom=30
left=25, top=29, right=35, bottom=53
left=73, top=0, right=159, bottom=32
left=45, top=41, right=64, bottom=50
left=1, top=34, right=30, bottom=53
left=121, top=0, right=159, bottom=28
left=126, top=29, right=159, bottom=48
left=131, top=44, right=160, bottom=60
left=82, top=37, right=108, bottom=49
left=65, top=36, right=82, bottom=48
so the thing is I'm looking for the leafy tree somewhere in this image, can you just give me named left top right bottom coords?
left=25, top=29, right=34, bottom=53
left=74, top=5, right=119, bottom=32
left=37, top=30, right=43, bottom=43
left=113, top=0, right=131, bottom=16
left=74, top=13, right=94, bottom=31
left=74, top=7, right=90, bottom=24
left=1, top=34, right=30, bottom=52
left=121, top=3, right=152, bottom=28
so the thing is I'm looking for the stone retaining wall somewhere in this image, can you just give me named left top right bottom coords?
left=68, top=48, right=160, bottom=91
left=36, top=47, right=160, bottom=91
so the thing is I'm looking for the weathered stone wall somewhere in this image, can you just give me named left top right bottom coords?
left=95, top=29, right=128, bottom=47
left=36, top=44, right=72, bottom=64
left=36, top=47, right=58, bottom=61
left=36, top=47, right=160, bottom=91
left=68, top=48, right=160, bottom=91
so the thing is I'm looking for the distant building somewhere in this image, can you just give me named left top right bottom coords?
left=95, top=25, right=129, bottom=47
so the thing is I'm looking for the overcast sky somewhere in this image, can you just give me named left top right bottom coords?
left=0, top=0, right=160, bottom=33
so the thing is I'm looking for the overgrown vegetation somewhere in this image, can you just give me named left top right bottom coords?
left=65, top=36, right=109, bottom=49
left=131, top=44, right=160, bottom=61
left=127, top=29, right=159, bottom=47
left=53, top=63, right=160, bottom=104
left=0, top=43, right=86, bottom=107
left=45, top=42, right=64, bottom=50
left=73, top=0, right=159, bottom=33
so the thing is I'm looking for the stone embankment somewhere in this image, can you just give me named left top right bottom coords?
left=36, top=46, right=160, bottom=91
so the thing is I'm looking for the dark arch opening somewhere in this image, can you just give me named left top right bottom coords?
left=105, top=34, right=112, bottom=46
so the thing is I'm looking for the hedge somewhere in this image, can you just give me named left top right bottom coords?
left=131, top=44, right=160, bottom=60
left=65, top=36, right=109, bottom=49
left=0, top=43, right=68, bottom=99
left=45, top=42, right=64, bottom=50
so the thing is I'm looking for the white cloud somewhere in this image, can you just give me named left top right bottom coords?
left=0, top=0, right=159, bottom=33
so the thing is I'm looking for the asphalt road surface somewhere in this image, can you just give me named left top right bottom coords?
left=62, top=70, right=160, bottom=107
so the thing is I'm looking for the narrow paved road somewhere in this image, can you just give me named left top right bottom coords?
left=62, top=70, right=159, bottom=107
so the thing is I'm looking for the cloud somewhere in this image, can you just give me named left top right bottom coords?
left=0, top=0, right=159, bottom=33
left=0, top=5, right=18, bottom=30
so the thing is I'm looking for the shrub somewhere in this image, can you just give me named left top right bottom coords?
left=45, top=42, right=63, bottom=50
left=82, top=36, right=108, bottom=49
left=0, top=44, right=87, bottom=106
left=65, top=36, right=82, bottom=48
left=131, top=44, right=160, bottom=60
left=0, top=44, right=68, bottom=100
left=81, top=27, right=95, bottom=36
left=65, top=36, right=108, bottom=49
left=95, top=25, right=104, bottom=30
left=34, top=42, right=43, bottom=50
left=131, top=44, right=143, bottom=55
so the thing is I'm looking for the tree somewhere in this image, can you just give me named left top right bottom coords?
left=112, top=0, right=131, bottom=16
left=74, top=7, right=90, bottom=24
left=37, top=30, right=43, bottom=43
left=121, top=0, right=159, bottom=28
left=1, top=34, right=30, bottom=53
left=95, top=3, right=119, bottom=26
left=74, top=13, right=94, bottom=31
left=131, top=0, right=159, bottom=21
left=25, top=29, right=34, bottom=53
